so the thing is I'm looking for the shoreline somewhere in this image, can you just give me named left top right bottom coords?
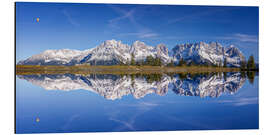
left=15, top=65, right=253, bottom=75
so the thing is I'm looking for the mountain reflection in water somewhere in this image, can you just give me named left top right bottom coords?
left=17, top=72, right=256, bottom=100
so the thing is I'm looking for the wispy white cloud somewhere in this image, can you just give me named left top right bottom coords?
left=109, top=10, right=136, bottom=28
left=130, top=101, right=159, bottom=107
left=168, top=7, right=241, bottom=24
left=116, top=31, right=159, bottom=39
left=233, top=97, right=258, bottom=106
left=62, top=10, right=80, bottom=27
left=107, top=101, right=159, bottom=131
left=233, top=33, right=258, bottom=42
left=108, top=6, right=138, bottom=29
left=107, top=5, right=158, bottom=39
left=109, top=117, right=136, bottom=130
left=168, top=9, right=214, bottom=24
left=139, top=33, right=159, bottom=38
left=218, top=33, right=258, bottom=43
left=218, top=97, right=258, bottom=106
left=61, top=114, right=80, bottom=130
left=165, top=115, right=217, bottom=129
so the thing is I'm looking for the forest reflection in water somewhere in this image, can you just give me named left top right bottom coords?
left=17, top=71, right=257, bottom=100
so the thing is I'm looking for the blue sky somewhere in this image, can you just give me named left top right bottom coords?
left=16, top=2, right=259, bottom=62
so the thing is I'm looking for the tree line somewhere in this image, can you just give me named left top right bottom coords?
left=121, top=54, right=258, bottom=71
left=240, top=55, right=258, bottom=71
left=121, top=55, right=162, bottom=66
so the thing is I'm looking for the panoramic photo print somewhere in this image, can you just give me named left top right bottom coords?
left=15, top=2, right=259, bottom=134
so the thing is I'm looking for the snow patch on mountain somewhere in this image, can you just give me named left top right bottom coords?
left=17, top=49, right=84, bottom=65
left=171, top=42, right=245, bottom=67
left=18, top=72, right=245, bottom=100
left=17, top=40, right=245, bottom=67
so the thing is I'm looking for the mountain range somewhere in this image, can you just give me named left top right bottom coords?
left=17, top=39, right=245, bottom=67
left=17, top=73, right=246, bottom=100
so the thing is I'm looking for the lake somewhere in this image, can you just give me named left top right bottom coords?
left=15, top=72, right=259, bottom=133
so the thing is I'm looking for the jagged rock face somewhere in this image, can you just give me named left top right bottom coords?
left=80, top=40, right=132, bottom=65
left=17, top=40, right=245, bottom=67
left=172, top=42, right=245, bottom=67
left=171, top=73, right=246, bottom=98
left=128, top=41, right=171, bottom=64
left=17, top=72, right=246, bottom=100
left=156, top=44, right=170, bottom=63
left=225, top=45, right=245, bottom=67
left=130, top=41, right=156, bottom=62
left=17, top=49, right=84, bottom=65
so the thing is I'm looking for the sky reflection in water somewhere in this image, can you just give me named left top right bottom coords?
left=16, top=72, right=258, bottom=133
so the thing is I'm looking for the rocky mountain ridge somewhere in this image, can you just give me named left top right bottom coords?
left=18, top=39, right=245, bottom=67
left=17, top=73, right=246, bottom=100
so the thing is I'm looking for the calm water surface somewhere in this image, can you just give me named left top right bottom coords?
left=16, top=72, right=258, bottom=133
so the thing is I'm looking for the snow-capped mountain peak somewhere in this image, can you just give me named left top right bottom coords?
left=18, top=49, right=83, bottom=65
left=18, top=40, right=245, bottom=67
left=101, top=39, right=122, bottom=47
left=171, top=41, right=244, bottom=67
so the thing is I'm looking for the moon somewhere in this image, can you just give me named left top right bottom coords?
left=36, top=117, right=40, bottom=122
